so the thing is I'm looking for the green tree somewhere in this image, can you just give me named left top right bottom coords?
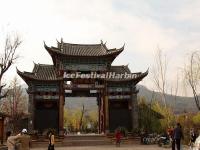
left=138, top=97, right=162, bottom=133
left=138, top=96, right=176, bottom=133
left=192, top=112, right=200, bottom=125
left=64, top=107, right=98, bottom=133
left=152, top=100, right=175, bottom=131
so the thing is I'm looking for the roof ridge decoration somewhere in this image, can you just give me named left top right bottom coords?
left=60, top=38, right=64, bottom=51
left=32, top=63, right=39, bottom=73
left=57, top=38, right=102, bottom=46
left=44, top=39, right=124, bottom=57
left=101, top=40, right=108, bottom=52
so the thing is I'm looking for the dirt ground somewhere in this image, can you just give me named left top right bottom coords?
left=30, top=145, right=173, bottom=150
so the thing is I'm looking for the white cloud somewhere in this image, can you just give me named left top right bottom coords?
left=0, top=0, right=200, bottom=96
left=176, top=0, right=200, bottom=24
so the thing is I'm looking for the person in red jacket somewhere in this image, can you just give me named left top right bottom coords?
left=115, top=129, right=122, bottom=147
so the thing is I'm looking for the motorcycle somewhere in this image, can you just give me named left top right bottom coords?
left=158, top=135, right=170, bottom=147
left=142, top=133, right=158, bottom=145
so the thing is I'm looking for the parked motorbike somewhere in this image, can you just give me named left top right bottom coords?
left=142, top=133, right=159, bottom=145
left=158, top=135, right=170, bottom=147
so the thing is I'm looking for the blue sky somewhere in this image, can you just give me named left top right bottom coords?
left=0, top=0, right=200, bottom=96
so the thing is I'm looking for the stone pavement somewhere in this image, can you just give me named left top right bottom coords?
left=30, top=145, right=172, bottom=150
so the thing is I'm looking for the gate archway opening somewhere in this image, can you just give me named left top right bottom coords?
left=64, top=97, right=99, bottom=135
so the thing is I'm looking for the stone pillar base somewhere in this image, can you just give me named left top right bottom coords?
left=59, top=130, right=64, bottom=136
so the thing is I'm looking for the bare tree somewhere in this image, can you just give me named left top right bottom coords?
left=152, top=48, right=174, bottom=127
left=170, top=72, right=179, bottom=110
left=152, top=48, right=168, bottom=107
left=184, top=51, right=200, bottom=110
left=1, top=77, right=28, bottom=132
left=0, top=34, right=21, bottom=100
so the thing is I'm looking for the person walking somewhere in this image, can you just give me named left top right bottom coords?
left=189, top=128, right=197, bottom=150
left=7, top=131, right=15, bottom=150
left=171, top=137, right=176, bottom=150
left=173, top=123, right=184, bottom=150
left=17, top=129, right=31, bottom=150
left=168, top=126, right=175, bottom=150
left=7, top=131, right=20, bottom=150
left=48, top=130, right=55, bottom=150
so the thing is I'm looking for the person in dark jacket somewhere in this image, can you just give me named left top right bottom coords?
left=173, top=123, right=183, bottom=150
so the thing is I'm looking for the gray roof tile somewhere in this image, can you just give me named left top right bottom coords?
left=45, top=41, right=124, bottom=57
left=17, top=64, right=148, bottom=82
left=17, top=64, right=60, bottom=81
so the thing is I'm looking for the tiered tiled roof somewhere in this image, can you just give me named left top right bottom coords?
left=17, top=40, right=148, bottom=83
left=109, top=65, right=131, bottom=74
left=44, top=40, right=124, bottom=57
left=106, top=65, right=148, bottom=82
left=17, top=64, right=61, bottom=81
left=17, top=64, right=148, bottom=83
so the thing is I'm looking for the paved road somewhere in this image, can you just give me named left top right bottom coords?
left=31, top=145, right=172, bottom=150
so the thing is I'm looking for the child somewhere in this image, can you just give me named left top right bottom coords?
left=115, top=129, right=122, bottom=147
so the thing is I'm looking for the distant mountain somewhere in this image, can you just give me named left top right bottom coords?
left=21, top=84, right=199, bottom=113
left=65, top=97, right=98, bottom=111
left=137, top=85, right=199, bottom=114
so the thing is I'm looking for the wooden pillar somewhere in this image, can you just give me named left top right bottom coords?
left=33, top=93, right=36, bottom=131
left=97, top=96, right=101, bottom=134
left=131, top=85, right=139, bottom=130
left=100, top=96, right=104, bottom=133
left=104, top=95, right=109, bottom=133
left=28, top=93, right=34, bottom=131
left=59, top=82, right=64, bottom=135
left=103, top=80, right=109, bottom=134
left=98, top=88, right=105, bottom=134
left=59, top=95, right=64, bottom=135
